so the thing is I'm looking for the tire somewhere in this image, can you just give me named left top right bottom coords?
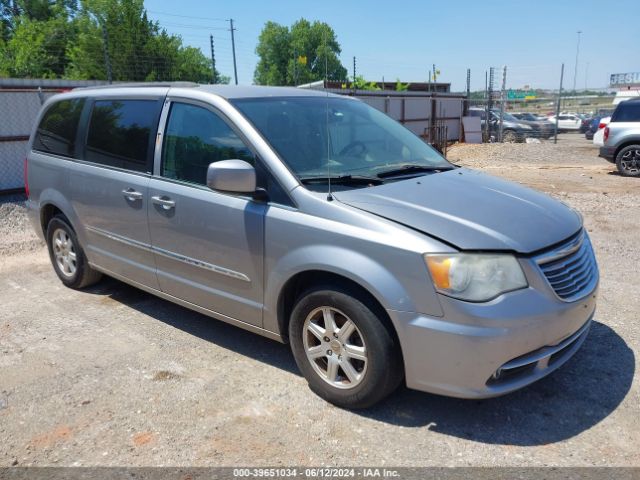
left=289, top=286, right=403, bottom=409
left=615, top=145, right=640, bottom=177
left=503, top=130, right=518, bottom=143
left=46, top=215, right=102, bottom=289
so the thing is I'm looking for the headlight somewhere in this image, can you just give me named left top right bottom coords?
left=424, top=253, right=527, bottom=302
left=521, top=124, right=532, bottom=130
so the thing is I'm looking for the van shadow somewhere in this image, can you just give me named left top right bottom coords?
left=87, top=277, right=298, bottom=375
left=87, top=278, right=634, bottom=447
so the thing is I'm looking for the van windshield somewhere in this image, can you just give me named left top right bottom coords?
left=231, top=96, right=450, bottom=181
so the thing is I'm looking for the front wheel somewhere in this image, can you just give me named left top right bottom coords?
left=289, top=287, right=403, bottom=409
left=615, top=145, right=640, bottom=177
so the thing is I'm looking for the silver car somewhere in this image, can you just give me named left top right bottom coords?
left=599, top=98, right=640, bottom=176
left=25, top=84, right=599, bottom=408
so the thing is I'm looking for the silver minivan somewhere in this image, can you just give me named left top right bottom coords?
left=26, top=84, right=599, bottom=408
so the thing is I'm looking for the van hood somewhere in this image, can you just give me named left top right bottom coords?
left=333, top=168, right=581, bottom=254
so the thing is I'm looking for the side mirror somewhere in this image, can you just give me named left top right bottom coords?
left=206, top=159, right=256, bottom=194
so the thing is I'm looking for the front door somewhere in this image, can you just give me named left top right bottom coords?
left=147, top=100, right=265, bottom=326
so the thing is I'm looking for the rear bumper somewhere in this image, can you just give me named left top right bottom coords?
left=388, top=284, right=597, bottom=399
left=599, top=146, right=616, bottom=161
left=26, top=198, right=44, bottom=241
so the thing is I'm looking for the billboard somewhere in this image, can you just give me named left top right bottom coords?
left=507, top=90, right=536, bottom=100
left=610, top=72, right=640, bottom=87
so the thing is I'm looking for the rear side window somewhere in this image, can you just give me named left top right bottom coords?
left=33, top=98, right=85, bottom=157
left=161, top=102, right=254, bottom=185
left=85, top=99, right=158, bottom=172
left=612, top=102, right=640, bottom=122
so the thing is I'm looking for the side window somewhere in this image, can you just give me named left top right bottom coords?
left=33, top=98, right=85, bottom=157
left=161, top=102, right=254, bottom=185
left=85, top=99, right=158, bottom=172
left=613, top=103, right=640, bottom=122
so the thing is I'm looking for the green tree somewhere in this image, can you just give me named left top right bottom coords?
left=254, top=18, right=347, bottom=86
left=0, top=4, right=73, bottom=77
left=0, top=0, right=228, bottom=82
left=66, top=0, right=228, bottom=82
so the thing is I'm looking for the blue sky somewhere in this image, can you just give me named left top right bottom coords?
left=145, top=0, right=639, bottom=91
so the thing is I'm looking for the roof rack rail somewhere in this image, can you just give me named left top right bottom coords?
left=74, top=81, right=200, bottom=90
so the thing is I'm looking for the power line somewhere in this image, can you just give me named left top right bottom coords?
left=158, top=22, right=228, bottom=30
left=147, top=10, right=228, bottom=22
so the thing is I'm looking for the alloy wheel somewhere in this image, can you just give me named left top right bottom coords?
left=52, top=228, right=77, bottom=278
left=302, top=306, right=368, bottom=389
left=620, top=149, right=640, bottom=175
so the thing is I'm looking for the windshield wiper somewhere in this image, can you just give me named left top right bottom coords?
left=300, top=175, right=384, bottom=186
left=376, top=164, right=455, bottom=179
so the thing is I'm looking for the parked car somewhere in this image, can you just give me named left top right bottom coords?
left=593, top=117, right=611, bottom=146
left=579, top=117, right=592, bottom=133
left=547, top=114, right=582, bottom=131
left=585, top=116, right=602, bottom=140
left=599, top=98, right=640, bottom=176
left=26, top=84, right=599, bottom=408
left=511, top=112, right=554, bottom=138
left=468, top=107, right=534, bottom=142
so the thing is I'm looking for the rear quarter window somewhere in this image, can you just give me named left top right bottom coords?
left=612, top=102, right=640, bottom=122
left=85, top=99, right=160, bottom=173
left=33, top=98, right=85, bottom=157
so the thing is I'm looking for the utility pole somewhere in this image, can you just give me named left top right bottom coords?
left=101, top=23, right=112, bottom=84
left=209, top=35, right=217, bottom=84
left=352, top=56, right=356, bottom=93
left=465, top=68, right=471, bottom=116
left=484, top=70, right=488, bottom=99
left=498, top=66, right=507, bottom=142
left=229, top=18, right=238, bottom=85
left=572, top=30, right=581, bottom=94
left=555, top=63, right=565, bottom=144
left=485, top=67, right=495, bottom=142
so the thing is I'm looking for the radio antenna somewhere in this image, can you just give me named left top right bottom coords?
left=324, top=30, right=333, bottom=201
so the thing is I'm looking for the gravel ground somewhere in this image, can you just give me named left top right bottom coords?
left=0, top=194, right=41, bottom=259
left=1, top=133, right=638, bottom=467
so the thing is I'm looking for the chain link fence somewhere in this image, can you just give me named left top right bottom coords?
left=0, top=89, right=63, bottom=192
left=462, top=65, right=617, bottom=144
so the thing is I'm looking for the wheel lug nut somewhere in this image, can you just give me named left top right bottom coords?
left=326, top=350, right=332, bottom=356
left=323, top=336, right=330, bottom=342
left=333, top=333, right=338, bottom=338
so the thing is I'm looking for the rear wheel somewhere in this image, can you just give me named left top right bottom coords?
left=289, top=286, right=403, bottom=409
left=503, top=130, right=518, bottom=143
left=46, top=215, right=102, bottom=289
left=616, top=145, right=640, bottom=177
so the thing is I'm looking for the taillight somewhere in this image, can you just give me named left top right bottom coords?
left=604, top=127, right=610, bottom=143
left=24, top=157, right=29, bottom=198
left=598, top=122, right=606, bottom=129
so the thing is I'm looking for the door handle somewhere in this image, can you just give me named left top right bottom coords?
left=151, top=195, right=176, bottom=210
left=122, top=189, right=143, bottom=201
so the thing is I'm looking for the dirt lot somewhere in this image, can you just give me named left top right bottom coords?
left=1, top=134, right=638, bottom=467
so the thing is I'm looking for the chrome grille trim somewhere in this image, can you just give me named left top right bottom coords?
left=534, top=230, right=598, bottom=302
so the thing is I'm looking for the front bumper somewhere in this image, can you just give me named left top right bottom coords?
left=599, top=146, right=615, bottom=161
left=388, top=283, right=598, bottom=399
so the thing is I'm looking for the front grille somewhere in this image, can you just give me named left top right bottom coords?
left=535, top=230, right=598, bottom=302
